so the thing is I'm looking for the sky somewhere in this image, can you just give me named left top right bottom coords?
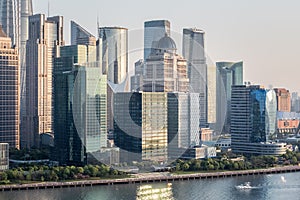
left=33, top=0, right=300, bottom=93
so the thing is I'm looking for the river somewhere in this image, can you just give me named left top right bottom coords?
left=0, top=172, right=299, bottom=200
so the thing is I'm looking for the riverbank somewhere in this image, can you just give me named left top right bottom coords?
left=0, top=165, right=300, bottom=191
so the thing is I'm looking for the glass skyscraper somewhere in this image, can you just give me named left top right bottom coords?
left=265, top=90, right=277, bottom=140
left=0, top=0, right=33, bottom=123
left=0, top=27, right=19, bottom=149
left=144, top=20, right=170, bottom=60
left=182, top=28, right=208, bottom=128
left=216, top=61, right=243, bottom=134
left=114, top=92, right=168, bottom=163
left=98, top=27, right=128, bottom=84
left=54, top=45, right=107, bottom=166
left=71, top=20, right=96, bottom=46
left=231, top=85, right=281, bottom=155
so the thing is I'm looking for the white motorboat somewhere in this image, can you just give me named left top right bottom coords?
left=235, top=182, right=257, bottom=190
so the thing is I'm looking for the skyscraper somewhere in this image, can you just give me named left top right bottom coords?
left=22, top=14, right=64, bottom=148
left=144, top=20, right=170, bottom=60
left=98, top=27, right=128, bottom=84
left=0, top=0, right=20, bottom=46
left=207, top=65, right=216, bottom=124
left=130, top=59, right=144, bottom=92
left=216, top=61, right=243, bottom=133
left=182, top=28, right=207, bottom=128
left=54, top=45, right=107, bottom=166
left=0, top=0, right=32, bottom=130
left=143, top=34, right=189, bottom=93
left=98, top=27, right=128, bottom=132
left=230, top=85, right=284, bottom=155
left=71, top=20, right=96, bottom=46
left=0, top=26, right=20, bottom=149
left=20, top=0, right=33, bottom=116
left=121, top=32, right=200, bottom=162
left=114, top=92, right=168, bottom=163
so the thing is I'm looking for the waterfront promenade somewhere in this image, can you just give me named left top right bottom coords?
left=1, top=165, right=300, bottom=191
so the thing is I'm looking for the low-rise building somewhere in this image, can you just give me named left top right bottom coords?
left=0, top=143, right=9, bottom=170
left=181, top=146, right=217, bottom=159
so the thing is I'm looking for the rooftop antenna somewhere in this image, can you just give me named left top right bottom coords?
left=97, top=13, right=100, bottom=36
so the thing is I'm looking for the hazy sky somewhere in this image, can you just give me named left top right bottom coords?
left=33, top=0, right=300, bottom=93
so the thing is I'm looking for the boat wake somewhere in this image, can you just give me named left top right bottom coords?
left=235, top=182, right=261, bottom=190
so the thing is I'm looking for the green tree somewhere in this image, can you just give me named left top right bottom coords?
left=233, top=162, right=239, bottom=170
left=182, top=163, right=190, bottom=171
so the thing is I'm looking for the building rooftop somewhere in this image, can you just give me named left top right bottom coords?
left=157, top=34, right=176, bottom=50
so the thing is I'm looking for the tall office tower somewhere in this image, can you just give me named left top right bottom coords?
left=54, top=45, right=107, bottom=166
left=231, top=85, right=284, bottom=155
left=0, top=0, right=33, bottom=115
left=167, top=93, right=200, bottom=159
left=182, top=28, right=207, bottom=128
left=22, top=14, right=64, bottom=148
left=130, top=59, right=144, bottom=92
left=143, top=34, right=189, bottom=92
left=114, top=92, right=168, bottom=163
left=274, top=88, right=291, bottom=112
left=20, top=0, right=33, bottom=116
left=71, top=20, right=96, bottom=46
left=0, top=0, right=20, bottom=46
left=98, top=27, right=128, bottom=132
left=0, top=27, right=20, bottom=149
left=98, top=27, right=128, bottom=84
left=265, top=90, right=277, bottom=140
left=215, top=61, right=243, bottom=134
left=0, top=0, right=32, bottom=125
left=144, top=20, right=170, bottom=60
left=207, top=65, right=216, bottom=124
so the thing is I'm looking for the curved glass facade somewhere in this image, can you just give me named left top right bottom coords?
left=265, top=90, right=277, bottom=140
left=99, top=27, right=128, bottom=84
left=250, top=89, right=266, bottom=142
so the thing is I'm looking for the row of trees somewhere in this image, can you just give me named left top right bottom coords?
left=173, top=151, right=300, bottom=172
left=0, top=164, right=127, bottom=184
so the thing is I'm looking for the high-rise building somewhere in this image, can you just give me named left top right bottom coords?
left=216, top=61, right=243, bottom=134
left=114, top=92, right=168, bottom=163
left=125, top=29, right=200, bottom=162
left=22, top=14, right=64, bottom=148
left=143, top=34, right=189, bottom=92
left=0, top=0, right=33, bottom=134
left=207, top=65, right=216, bottom=124
left=167, top=92, right=200, bottom=159
left=0, top=0, right=20, bottom=46
left=71, top=20, right=96, bottom=46
left=98, top=27, right=128, bottom=84
left=0, top=27, right=20, bottom=149
left=182, top=28, right=207, bottom=128
left=54, top=45, right=107, bottom=166
left=274, top=88, right=291, bottom=112
left=231, top=85, right=285, bottom=155
left=144, top=20, right=170, bottom=60
left=130, top=59, right=144, bottom=92
left=98, top=27, right=128, bottom=133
